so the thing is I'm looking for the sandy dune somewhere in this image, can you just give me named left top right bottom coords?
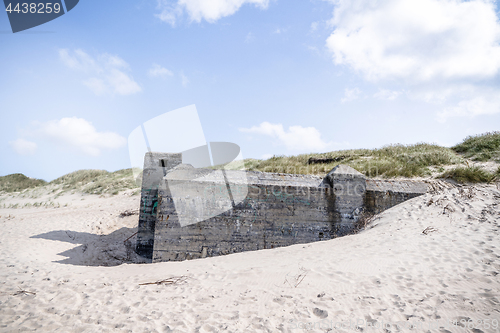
left=0, top=182, right=499, bottom=332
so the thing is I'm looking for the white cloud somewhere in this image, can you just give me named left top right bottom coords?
left=59, top=49, right=97, bottom=71
left=325, top=0, right=500, bottom=121
left=35, top=117, right=126, bottom=156
left=148, top=63, right=174, bottom=78
left=437, top=91, right=500, bottom=122
left=180, top=72, right=190, bottom=87
left=407, top=83, right=471, bottom=105
left=240, top=122, right=332, bottom=151
left=326, top=0, right=500, bottom=82
left=157, top=0, right=269, bottom=25
left=310, top=21, right=319, bottom=32
left=106, top=69, right=142, bottom=95
left=341, top=87, right=361, bottom=103
left=306, top=45, right=321, bottom=56
left=59, top=49, right=141, bottom=96
left=373, top=89, right=402, bottom=101
left=9, top=139, right=37, bottom=155
left=104, top=54, right=129, bottom=69
left=245, top=32, right=255, bottom=43
left=83, top=78, right=108, bottom=96
left=273, top=27, right=288, bottom=34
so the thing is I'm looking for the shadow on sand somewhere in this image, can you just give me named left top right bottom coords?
left=30, top=228, right=151, bottom=266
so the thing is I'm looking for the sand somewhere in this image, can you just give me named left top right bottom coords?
left=0, top=182, right=499, bottom=332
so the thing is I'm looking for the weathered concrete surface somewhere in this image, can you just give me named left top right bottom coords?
left=136, top=152, right=181, bottom=259
left=136, top=152, right=429, bottom=262
left=365, top=179, right=429, bottom=214
left=321, top=165, right=367, bottom=235
left=152, top=171, right=336, bottom=262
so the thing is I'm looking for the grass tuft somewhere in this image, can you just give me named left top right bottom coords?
left=439, top=166, right=497, bottom=183
left=50, top=169, right=109, bottom=187
left=0, top=174, right=47, bottom=193
left=50, top=169, right=139, bottom=195
left=452, top=131, right=500, bottom=162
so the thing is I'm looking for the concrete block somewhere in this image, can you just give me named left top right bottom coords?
left=136, top=156, right=428, bottom=262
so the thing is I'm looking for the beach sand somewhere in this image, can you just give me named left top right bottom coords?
left=0, top=182, right=499, bottom=332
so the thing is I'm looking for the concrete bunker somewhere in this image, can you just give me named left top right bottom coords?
left=136, top=152, right=428, bottom=262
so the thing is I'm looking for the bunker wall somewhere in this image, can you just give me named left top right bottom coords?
left=136, top=152, right=182, bottom=259
left=136, top=153, right=429, bottom=262
left=152, top=182, right=340, bottom=262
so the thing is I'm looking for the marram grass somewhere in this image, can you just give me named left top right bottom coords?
left=439, top=166, right=497, bottom=184
left=238, top=143, right=463, bottom=178
left=453, top=131, right=500, bottom=162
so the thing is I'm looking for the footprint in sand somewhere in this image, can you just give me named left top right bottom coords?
left=312, top=307, right=328, bottom=319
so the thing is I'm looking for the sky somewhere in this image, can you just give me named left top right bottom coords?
left=1, top=0, right=500, bottom=181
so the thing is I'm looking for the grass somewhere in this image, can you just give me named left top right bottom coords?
left=439, top=166, right=497, bottom=184
left=0, top=168, right=140, bottom=198
left=50, top=169, right=109, bottom=187
left=453, top=131, right=500, bottom=162
left=236, top=143, right=463, bottom=178
left=49, top=169, right=139, bottom=195
left=0, top=174, right=47, bottom=193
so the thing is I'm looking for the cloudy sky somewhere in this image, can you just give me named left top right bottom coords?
left=1, top=0, right=499, bottom=181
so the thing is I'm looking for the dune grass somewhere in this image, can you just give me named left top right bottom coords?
left=439, top=166, right=497, bottom=184
left=238, top=143, right=463, bottom=178
left=0, top=168, right=140, bottom=196
left=0, top=174, right=47, bottom=193
left=50, top=169, right=109, bottom=187
left=50, top=169, right=139, bottom=195
left=453, top=131, right=500, bottom=162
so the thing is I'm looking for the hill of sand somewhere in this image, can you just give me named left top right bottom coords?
left=0, top=182, right=499, bottom=332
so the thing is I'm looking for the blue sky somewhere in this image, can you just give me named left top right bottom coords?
left=1, top=0, right=500, bottom=181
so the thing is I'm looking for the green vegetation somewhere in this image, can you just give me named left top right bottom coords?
left=50, top=169, right=109, bottom=187
left=0, top=168, right=140, bottom=197
left=0, top=173, right=46, bottom=193
left=439, top=166, right=497, bottom=184
left=237, top=143, right=463, bottom=178
left=49, top=168, right=139, bottom=195
left=453, top=131, right=500, bottom=162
